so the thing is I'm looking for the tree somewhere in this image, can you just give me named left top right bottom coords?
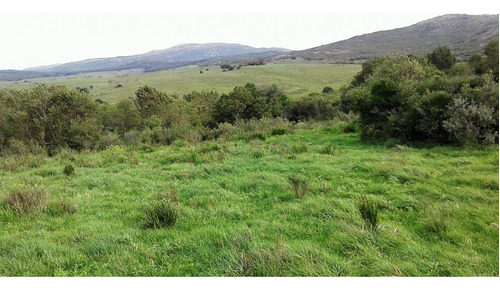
left=427, top=46, right=456, bottom=71
left=483, top=40, right=499, bottom=82
left=322, top=86, right=334, bottom=94
left=134, top=85, right=172, bottom=119
left=468, top=53, right=485, bottom=75
left=351, top=57, right=384, bottom=86
left=213, top=83, right=268, bottom=124
left=0, top=85, right=101, bottom=152
left=100, top=99, right=143, bottom=136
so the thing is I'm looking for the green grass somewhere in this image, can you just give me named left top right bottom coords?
left=0, top=127, right=498, bottom=276
left=0, top=61, right=360, bottom=102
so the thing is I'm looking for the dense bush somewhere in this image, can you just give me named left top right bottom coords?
left=213, top=83, right=288, bottom=124
left=100, top=99, right=143, bottom=136
left=342, top=43, right=499, bottom=145
left=443, top=97, right=498, bottom=145
left=469, top=40, right=499, bottom=82
left=0, top=85, right=101, bottom=153
left=427, top=46, right=456, bottom=71
left=134, top=85, right=172, bottom=120
left=284, top=94, right=336, bottom=122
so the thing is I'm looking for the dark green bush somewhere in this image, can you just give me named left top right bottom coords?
left=0, top=85, right=101, bottom=153
left=236, top=132, right=267, bottom=142
left=213, top=83, right=287, bottom=124
left=271, top=127, right=287, bottom=136
left=427, top=46, right=456, bottom=71
left=343, top=48, right=498, bottom=145
left=284, top=94, right=336, bottom=122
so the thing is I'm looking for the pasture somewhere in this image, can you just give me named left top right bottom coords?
left=0, top=125, right=497, bottom=276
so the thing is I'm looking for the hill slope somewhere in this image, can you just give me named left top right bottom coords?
left=285, top=14, right=499, bottom=63
left=29, top=43, right=289, bottom=74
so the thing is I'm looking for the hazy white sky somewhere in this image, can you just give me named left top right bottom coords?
left=1, top=0, right=498, bottom=70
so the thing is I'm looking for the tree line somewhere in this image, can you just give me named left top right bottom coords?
left=0, top=40, right=498, bottom=156
left=0, top=80, right=339, bottom=155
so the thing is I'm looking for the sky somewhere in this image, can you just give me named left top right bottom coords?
left=0, top=0, right=498, bottom=70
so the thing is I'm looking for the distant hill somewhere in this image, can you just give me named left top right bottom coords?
left=0, top=70, right=56, bottom=82
left=0, top=43, right=288, bottom=81
left=284, top=14, right=499, bottom=63
left=28, top=43, right=289, bottom=75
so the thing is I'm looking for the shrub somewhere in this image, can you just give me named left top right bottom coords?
left=284, top=94, right=336, bottom=122
left=288, top=175, right=309, bottom=199
left=3, top=139, right=45, bottom=156
left=322, top=86, right=335, bottom=94
left=171, top=139, right=188, bottom=148
left=213, top=84, right=266, bottom=124
left=247, top=132, right=266, bottom=141
left=357, top=195, right=379, bottom=231
left=3, top=188, right=48, bottom=215
left=235, top=132, right=267, bottom=142
left=136, top=145, right=152, bottom=154
left=443, top=97, right=498, bottom=145
left=63, top=164, right=75, bottom=176
left=123, top=130, right=142, bottom=147
left=427, top=46, right=456, bottom=71
left=271, top=127, right=287, bottom=136
left=0, top=155, right=44, bottom=172
left=97, top=132, right=122, bottom=150
left=143, top=188, right=180, bottom=228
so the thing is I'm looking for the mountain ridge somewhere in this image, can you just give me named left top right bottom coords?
left=283, top=14, right=499, bottom=63
left=26, top=43, right=290, bottom=74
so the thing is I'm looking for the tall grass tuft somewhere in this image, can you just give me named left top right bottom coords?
left=288, top=175, right=309, bottom=199
left=47, top=199, right=77, bottom=216
left=357, top=195, right=379, bottom=231
left=63, top=164, right=75, bottom=176
left=3, top=188, right=48, bottom=215
left=319, top=144, right=338, bottom=155
left=143, top=187, right=180, bottom=229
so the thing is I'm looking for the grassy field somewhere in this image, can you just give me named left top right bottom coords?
left=0, top=61, right=360, bottom=102
left=0, top=124, right=498, bottom=276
